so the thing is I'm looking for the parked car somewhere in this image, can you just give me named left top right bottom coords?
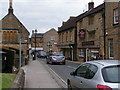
left=46, top=52, right=66, bottom=65
left=67, top=60, right=120, bottom=90
left=37, top=51, right=47, bottom=58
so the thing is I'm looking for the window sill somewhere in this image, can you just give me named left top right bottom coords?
left=113, top=23, right=119, bottom=26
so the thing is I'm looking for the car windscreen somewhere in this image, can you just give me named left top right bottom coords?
left=102, top=65, right=120, bottom=83
left=52, top=53, right=63, bottom=56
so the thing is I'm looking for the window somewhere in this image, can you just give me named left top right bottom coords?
left=102, top=65, right=120, bottom=83
left=108, top=39, right=114, bottom=59
left=70, top=31, right=72, bottom=41
left=66, top=32, right=68, bottom=42
left=62, top=33, right=64, bottom=43
left=86, top=64, right=98, bottom=79
left=114, top=8, right=118, bottom=24
left=88, top=15, right=94, bottom=25
left=75, top=64, right=90, bottom=78
left=51, top=36, right=55, bottom=41
left=79, top=49, right=84, bottom=57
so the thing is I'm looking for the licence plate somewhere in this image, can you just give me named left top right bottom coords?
left=57, top=60, right=62, bottom=62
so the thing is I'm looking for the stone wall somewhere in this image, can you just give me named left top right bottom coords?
left=10, top=69, right=25, bottom=88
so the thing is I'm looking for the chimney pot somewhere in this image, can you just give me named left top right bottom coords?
left=88, top=2, right=94, bottom=10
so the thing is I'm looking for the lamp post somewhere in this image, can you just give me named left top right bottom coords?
left=34, top=29, right=37, bottom=60
left=19, top=26, right=22, bottom=68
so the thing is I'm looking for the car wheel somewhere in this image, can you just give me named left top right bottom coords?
left=63, top=62, right=66, bottom=65
left=51, top=62, right=54, bottom=65
left=67, top=80, right=72, bottom=90
left=47, top=61, right=49, bottom=64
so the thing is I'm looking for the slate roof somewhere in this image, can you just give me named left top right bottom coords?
left=76, top=3, right=104, bottom=22
left=0, top=8, right=30, bottom=35
left=58, top=17, right=76, bottom=32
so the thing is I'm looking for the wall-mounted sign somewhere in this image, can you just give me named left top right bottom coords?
left=82, top=41, right=94, bottom=46
left=79, top=29, right=86, bottom=39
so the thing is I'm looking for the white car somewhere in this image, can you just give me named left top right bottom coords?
left=67, top=60, right=120, bottom=90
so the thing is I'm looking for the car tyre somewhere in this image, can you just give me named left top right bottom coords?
left=51, top=62, right=54, bottom=65
left=63, top=62, right=66, bottom=65
left=47, top=61, right=49, bottom=64
left=67, top=80, right=72, bottom=90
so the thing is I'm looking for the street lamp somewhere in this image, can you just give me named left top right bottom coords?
left=34, top=29, right=37, bottom=60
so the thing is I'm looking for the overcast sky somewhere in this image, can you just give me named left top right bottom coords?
left=0, top=0, right=104, bottom=36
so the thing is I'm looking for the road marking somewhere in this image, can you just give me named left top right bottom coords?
left=67, top=66, right=76, bottom=69
left=49, top=67, right=67, bottom=86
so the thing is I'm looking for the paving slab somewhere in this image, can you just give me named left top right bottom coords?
left=22, top=60, right=60, bottom=88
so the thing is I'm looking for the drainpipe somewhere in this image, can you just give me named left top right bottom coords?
left=103, top=2, right=106, bottom=60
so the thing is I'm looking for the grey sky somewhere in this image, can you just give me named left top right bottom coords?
left=0, top=0, right=104, bottom=36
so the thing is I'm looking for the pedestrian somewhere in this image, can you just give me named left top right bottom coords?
left=33, top=53, right=35, bottom=60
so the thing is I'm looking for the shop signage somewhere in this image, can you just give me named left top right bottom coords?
left=82, top=41, right=94, bottom=46
left=79, top=29, right=86, bottom=39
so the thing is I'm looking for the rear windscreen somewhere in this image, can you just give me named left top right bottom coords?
left=102, top=65, right=120, bottom=83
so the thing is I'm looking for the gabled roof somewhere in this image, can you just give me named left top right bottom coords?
left=0, top=8, right=30, bottom=35
left=58, top=17, right=76, bottom=32
left=76, top=3, right=104, bottom=22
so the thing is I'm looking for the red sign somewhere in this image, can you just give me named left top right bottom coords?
left=79, top=29, right=86, bottom=39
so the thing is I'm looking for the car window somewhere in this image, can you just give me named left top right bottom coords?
left=102, top=65, right=120, bottom=83
left=75, top=64, right=90, bottom=78
left=86, top=64, right=98, bottom=79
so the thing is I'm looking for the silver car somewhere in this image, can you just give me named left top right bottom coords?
left=67, top=60, right=120, bottom=90
left=46, top=52, right=66, bottom=65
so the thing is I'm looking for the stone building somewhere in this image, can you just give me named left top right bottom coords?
left=105, top=1, right=120, bottom=60
left=31, top=30, right=44, bottom=52
left=58, top=17, right=77, bottom=61
left=43, top=28, right=59, bottom=52
left=0, top=0, right=30, bottom=55
left=76, top=2, right=105, bottom=62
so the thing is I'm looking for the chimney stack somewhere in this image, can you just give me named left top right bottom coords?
left=88, top=2, right=94, bottom=10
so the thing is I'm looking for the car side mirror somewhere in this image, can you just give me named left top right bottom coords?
left=70, top=71, right=76, bottom=76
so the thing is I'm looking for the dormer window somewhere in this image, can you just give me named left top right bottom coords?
left=114, top=8, right=118, bottom=24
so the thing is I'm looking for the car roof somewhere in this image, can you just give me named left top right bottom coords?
left=85, top=60, right=120, bottom=67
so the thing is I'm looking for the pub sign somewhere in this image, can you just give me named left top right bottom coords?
left=79, top=29, right=86, bottom=39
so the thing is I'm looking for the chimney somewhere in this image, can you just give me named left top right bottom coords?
left=62, top=22, right=66, bottom=25
left=88, top=2, right=94, bottom=10
left=8, top=0, right=13, bottom=14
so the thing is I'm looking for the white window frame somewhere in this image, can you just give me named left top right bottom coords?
left=114, top=8, right=118, bottom=24
left=108, top=39, right=114, bottom=59
left=51, top=36, right=55, bottom=41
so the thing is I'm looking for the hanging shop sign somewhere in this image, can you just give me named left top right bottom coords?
left=79, top=29, right=86, bottom=39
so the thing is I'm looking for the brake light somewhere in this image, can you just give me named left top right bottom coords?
left=97, top=84, right=112, bottom=90
left=52, top=57, right=55, bottom=59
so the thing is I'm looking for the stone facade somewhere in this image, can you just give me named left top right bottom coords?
left=105, top=2, right=120, bottom=60
left=58, top=17, right=77, bottom=60
left=76, top=3, right=105, bottom=62
left=0, top=6, right=29, bottom=55
left=43, top=28, right=59, bottom=52
left=31, top=31, right=44, bottom=52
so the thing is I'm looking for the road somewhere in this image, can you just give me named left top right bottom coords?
left=38, top=58, right=81, bottom=84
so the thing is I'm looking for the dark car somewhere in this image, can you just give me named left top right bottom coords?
left=37, top=51, right=47, bottom=58
left=46, top=52, right=66, bottom=65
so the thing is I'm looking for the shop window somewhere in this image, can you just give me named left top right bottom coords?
left=79, top=49, right=84, bottom=57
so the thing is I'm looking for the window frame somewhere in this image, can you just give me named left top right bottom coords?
left=108, top=38, right=114, bottom=59
left=114, top=8, right=119, bottom=24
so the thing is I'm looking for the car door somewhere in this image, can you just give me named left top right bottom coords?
left=70, top=63, right=90, bottom=88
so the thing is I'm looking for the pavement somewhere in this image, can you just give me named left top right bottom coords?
left=22, top=59, right=61, bottom=88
